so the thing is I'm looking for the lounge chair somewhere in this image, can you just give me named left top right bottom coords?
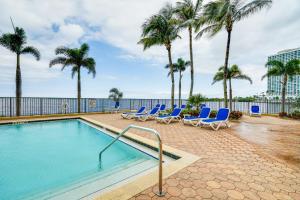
left=199, top=108, right=230, bottom=131
left=181, top=104, right=186, bottom=109
left=173, top=104, right=177, bottom=109
left=155, top=104, right=160, bottom=107
left=134, top=106, right=160, bottom=121
left=159, top=104, right=166, bottom=112
left=111, top=102, right=120, bottom=113
left=183, top=107, right=211, bottom=126
left=121, top=106, right=146, bottom=119
left=156, top=108, right=182, bottom=124
left=250, top=105, right=261, bottom=117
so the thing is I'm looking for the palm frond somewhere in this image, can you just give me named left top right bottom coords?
left=234, top=0, right=272, bottom=22
left=195, top=23, right=222, bottom=39
left=71, top=67, right=78, bottom=78
left=261, top=67, right=282, bottom=80
left=285, top=59, right=300, bottom=75
left=212, top=71, right=224, bottom=85
left=109, top=88, right=123, bottom=101
left=49, top=57, right=67, bottom=68
left=55, top=46, right=69, bottom=55
left=21, top=46, right=41, bottom=60
left=0, top=27, right=27, bottom=53
left=80, top=43, right=89, bottom=56
left=233, top=75, right=253, bottom=84
left=265, top=60, right=284, bottom=69
left=139, top=4, right=179, bottom=50
left=0, top=33, right=15, bottom=52
left=82, top=57, right=96, bottom=78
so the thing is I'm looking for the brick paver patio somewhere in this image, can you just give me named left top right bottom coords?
left=86, top=114, right=300, bottom=200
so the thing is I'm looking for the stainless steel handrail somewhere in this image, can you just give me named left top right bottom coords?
left=98, top=124, right=165, bottom=197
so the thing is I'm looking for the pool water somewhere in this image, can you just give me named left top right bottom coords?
left=0, top=119, right=157, bottom=200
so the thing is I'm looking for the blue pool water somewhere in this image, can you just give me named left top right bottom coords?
left=0, top=119, right=157, bottom=200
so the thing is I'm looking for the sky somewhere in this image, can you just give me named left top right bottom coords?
left=0, top=0, right=299, bottom=99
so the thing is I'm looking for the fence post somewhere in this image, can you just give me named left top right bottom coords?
left=40, top=98, right=43, bottom=115
left=247, top=101, right=250, bottom=114
left=10, top=97, right=12, bottom=117
left=266, top=99, right=269, bottom=114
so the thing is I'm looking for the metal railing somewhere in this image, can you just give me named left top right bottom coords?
left=0, top=97, right=297, bottom=117
left=98, top=125, right=165, bottom=197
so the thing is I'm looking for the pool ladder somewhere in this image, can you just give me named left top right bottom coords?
left=98, top=124, right=165, bottom=197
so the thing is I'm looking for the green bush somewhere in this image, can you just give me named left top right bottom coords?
left=289, top=110, right=300, bottom=120
left=209, top=110, right=243, bottom=120
left=229, top=111, right=243, bottom=120
left=209, top=110, right=217, bottom=118
left=279, top=112, right=288, bottom=117
left=180, top=109, right=199, bottom=118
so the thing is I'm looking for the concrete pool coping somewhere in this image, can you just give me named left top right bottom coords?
left=0, top=115, right=200, bottom=200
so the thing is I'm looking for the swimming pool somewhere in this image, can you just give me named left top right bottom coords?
left=0, top=119, right=158, bottom=200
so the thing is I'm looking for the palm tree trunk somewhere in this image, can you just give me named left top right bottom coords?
left=229, top=78, right=233, bottom=111
left=223, top=29, right=232, bottom=108
left=188, top=26, right=194, bottom=97
left=179, top=72, right=182, bottom=107
left=281, top=74, right=287, bottom=113
left=77, top=68, right=81, bottom=113
left=166, top=44, right=174, bottom=110
left=16, top=53, right=21, bottom=116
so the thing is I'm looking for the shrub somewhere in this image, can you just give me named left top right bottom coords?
left=180, top=109, right=199, bottom=118
left=289, top=110, right=300, bottom=120
left=229, top=111, right=243, bottom=120
left=279, top=112, right=288, bottom=117
left=209, top=110, right=217, bottom=118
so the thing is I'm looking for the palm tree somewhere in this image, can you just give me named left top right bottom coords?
left=49, top=43, right=96, bottom=113
left=138, top=3, right=180, bottom=110
left=109, top=88, right=123, bottom=103
left=166, top=58, right=190, bottom=106
left=0, top=27, right=40, bottom=116
left=212, top=64, right=252, bottom=111
left=196, top=0, right=272, bottom=107
left=262, top=59, right=300, bottom=113
left=174, top=0, right=203, bottom=97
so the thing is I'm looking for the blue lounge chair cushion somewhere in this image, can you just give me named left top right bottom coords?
left=202, top=118, right=222, bottom=123
left=170, top=108, right=181, bottom=116
left=181, top=104, right=186, bottom=109
left=183, top=107, right=211, bottom=120
left=215, top=108, right=230, bottom=120
left=200, top=104, right=206, bottom=109
left=157, top=108, right=181, bottom=118
left=251, top=105, right=260, bottom=113
left=199, top=107, right=211, bottom=118
left=123, top=106, right=145, bottom=114
left=160, top=104, right=166, bottom=111
left=138, top=107, right=159, bottom=116
left=202, top=108, right=229, bottom=123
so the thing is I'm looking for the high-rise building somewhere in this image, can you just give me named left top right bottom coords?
left=267, top=47, right=300, bottom=98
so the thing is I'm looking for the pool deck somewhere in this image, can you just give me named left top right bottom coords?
left=1, top=114, right=300, bottom=200
left=85, top=114, right=300, bottom=200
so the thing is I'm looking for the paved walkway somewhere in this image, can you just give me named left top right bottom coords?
left=87, top=114, right=300, bottom=200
